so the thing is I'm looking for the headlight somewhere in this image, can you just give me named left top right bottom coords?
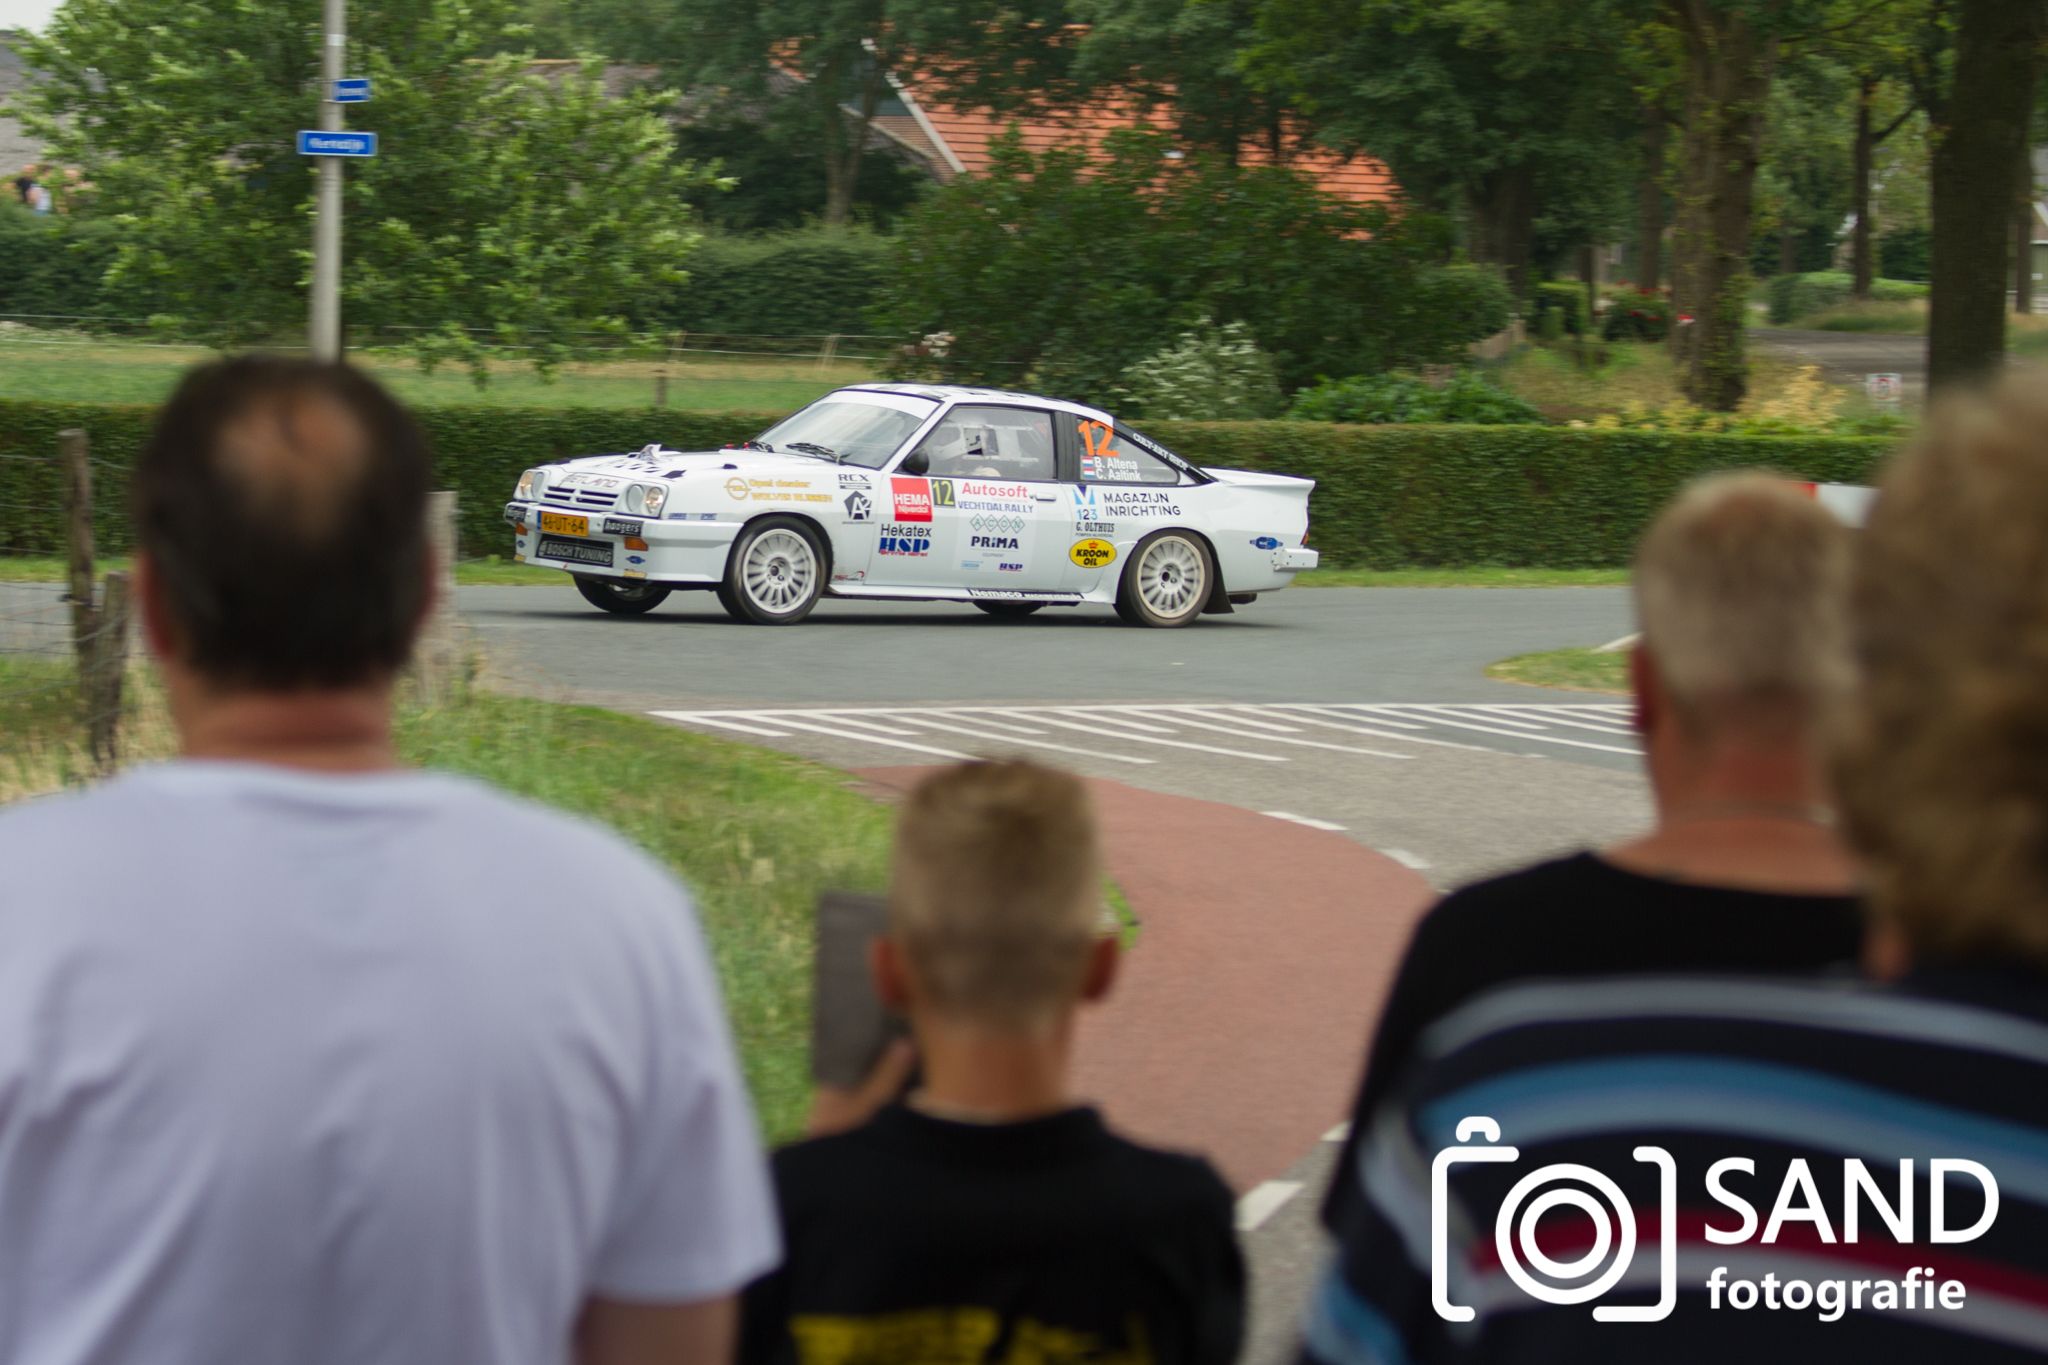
left=641, top=483, right=668, bottom=515
left=623, top=484, right=645, bottom=513
left=516, top=468, right=544, bottom=500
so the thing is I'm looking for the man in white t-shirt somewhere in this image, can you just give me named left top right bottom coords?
left=0, top=357, right=779, bottom=1364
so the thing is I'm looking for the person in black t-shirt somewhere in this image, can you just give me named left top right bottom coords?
left=741, top=760, right=1244, bottom=1365
left=1323, top=472, right=1865, bottom=1233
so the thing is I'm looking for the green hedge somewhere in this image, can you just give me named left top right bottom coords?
left=0, top=400, right=1897, bottom=569
left=1766, top=271, right=1929, bottom=325
left=634, top=229, right=893, bottom=341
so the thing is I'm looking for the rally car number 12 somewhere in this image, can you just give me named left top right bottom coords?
left=503, top=384, right=1318, bottom=627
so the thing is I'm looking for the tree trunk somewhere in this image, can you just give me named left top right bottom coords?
left=1927, top=0, right=2046, bottom=391
left=2018, top=143, right=2038, bottom=315
left=1666, top=3, right=1776, bottom=411
left=819, top=61, right=883, bottom=228
left=1635, top=110, right=1668, bottom=290
left=1851, top=77, right=1877, bottom=299
left=1471, top=165, right=1536, bottom=303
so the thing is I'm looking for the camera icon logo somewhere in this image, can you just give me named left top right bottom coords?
left=1431, top=1117, right=1676, bottom=1324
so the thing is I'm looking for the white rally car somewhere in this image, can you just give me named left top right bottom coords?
left=504, top=384, right=1318, bottom=627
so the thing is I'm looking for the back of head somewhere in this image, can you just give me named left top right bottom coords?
left=1633, top=471, right=1852, bottom=739
left=1835, top=372, right=2048, bottom=970
left=136, top=356, right=432, bottom=690
left=890, top=760, right=1103, bottom=1032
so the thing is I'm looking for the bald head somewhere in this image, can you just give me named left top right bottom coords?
left=136, top=356, right=432, bottom=690
left=1633, top=472, right=1852, bottom=738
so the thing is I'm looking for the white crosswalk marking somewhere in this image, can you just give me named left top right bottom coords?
left=1236, top=1180, right=1305, bottom=1232
left=648, top=702, right=1641, bottom=767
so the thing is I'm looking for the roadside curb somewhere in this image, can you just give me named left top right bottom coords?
left=857, top=766, right=1435, bottom=1191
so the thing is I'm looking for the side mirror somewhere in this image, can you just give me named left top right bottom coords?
left=901, top=448, right=929, bottom=476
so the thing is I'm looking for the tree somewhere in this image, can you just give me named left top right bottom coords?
left=1907, top=0, right=2047, bottom=389
left=11, top=0, right=715, bottom=373
left=1069, top=0, right=1292, bottom=162
left=653, top=1, right=1073, bottom=228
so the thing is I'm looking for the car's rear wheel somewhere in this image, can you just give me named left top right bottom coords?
left=722, top=516, right=825, bottom=625
left=574, top=575, right=671, bottom=616
left=972, top=601, right=1045, bottom=619
left=1116, top=530, right=1213, bottom=628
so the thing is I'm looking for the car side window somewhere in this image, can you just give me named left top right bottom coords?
left=910, top=405, right=1057, bottom=481
left=1069, top=418, right=1182, bottom=485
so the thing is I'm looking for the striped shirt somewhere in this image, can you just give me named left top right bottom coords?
left=1302, top=967, right=2048, bottom=1364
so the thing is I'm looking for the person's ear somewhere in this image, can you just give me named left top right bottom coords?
left=1629, top=642, right=1657, bottom=737
left=869, top=936, right=914, bottom=1013
left=133, top=551, right=180, bottom=664
left=1079, top=935, right=1119, bottom=1004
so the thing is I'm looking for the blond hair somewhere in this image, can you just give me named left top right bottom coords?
left=1833, top=372, right=2048, bottom=969
left=889, top=760, right=1103, bottom=1030
left=1633, top=471, right=1852, bottom=734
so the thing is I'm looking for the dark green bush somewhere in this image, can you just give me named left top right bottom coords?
left=1601, top=289, right=1672, bottom=342
left=0, top=399, right=1896, bottom=570
left=1531, top=282, right=1588, bottom=337
left=0, top=204, right=122, bottom=321
left=632, top=228, right=894, bottom=341
left=1288, top=371, right=1543, bottom=425
left=1766, top=271, right=1929, bottom=325
left=1877, top=228, right=1932, bottom=284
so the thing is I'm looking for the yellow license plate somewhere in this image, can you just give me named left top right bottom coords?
left=539, top=511, right=589, bottom=537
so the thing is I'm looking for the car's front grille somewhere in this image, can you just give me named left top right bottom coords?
left=542, top=487, right=620, bottom=510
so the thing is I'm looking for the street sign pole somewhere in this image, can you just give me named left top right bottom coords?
left=309, top=0, right=345, bottom=361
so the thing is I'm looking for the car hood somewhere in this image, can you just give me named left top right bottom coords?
left=550, top=447, right=852, bottom=482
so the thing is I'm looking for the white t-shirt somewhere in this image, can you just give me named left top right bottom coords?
left=0, top=761, right=780, bottom=1365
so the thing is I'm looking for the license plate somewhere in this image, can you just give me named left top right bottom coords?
left=535, top=535, right=613, bottom=567
left=539, top=511, right=589, bottom=536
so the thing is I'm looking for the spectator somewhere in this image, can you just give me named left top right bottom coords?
left=11, top=165, right=34, bottom=204
left=1323, top=471, right=1862, bottom=1234
left=1304, top=372, right=2048, bottom=1361
left=27, top=179, right=51, bottom=213
left=0, top=357, right=777, bottom=1365
left=741, top=760, right=1244, bottom=1365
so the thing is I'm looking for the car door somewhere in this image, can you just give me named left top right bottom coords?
left=874, top=404, right=1069, bottom=592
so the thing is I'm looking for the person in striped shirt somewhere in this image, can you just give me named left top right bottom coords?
left=1303, top=370, right=2048, bottom=1364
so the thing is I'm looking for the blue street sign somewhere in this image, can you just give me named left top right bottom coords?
left=297, top=130, right=378, bottom=158
left=333, top=78, right=371, bottom=103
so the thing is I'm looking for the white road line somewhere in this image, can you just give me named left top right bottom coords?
left=1324, top=1123, right=1351, bottom=1143
left=1305, top=705, right=1432, bottom=730
left=1352, top=706, right=1642, bottom=755
left=1115, top=707, right=1413, bottom=760
left=1407, top=703, right=1552, bottom=731
left=880, top=712, right=1157, bottom=766
left=1236, top=1180, right=1305, bottom=1233
left=1275, top=706, right=1500, bottom=753
left=1476, top=705, right=1637, bottom=736
left=1263, top=811, right=1348, bottom=832
left=1049, top=707, right=1182, bottom=735
left=648, top=713, right=794, bottom=739
left=991, top=710, right=1290, bottom=763
left=689, top=713, right=971, bottom=760
left=1176, top=706, right=1307, bottom=734
left=1380, top=847, right=1431, bottom=871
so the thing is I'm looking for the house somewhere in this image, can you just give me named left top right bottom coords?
left=0, top=32, right=45, bottom=185
left=2031, top=147, right=2046, bottom=309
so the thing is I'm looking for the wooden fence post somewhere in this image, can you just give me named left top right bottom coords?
left=86, top=571, right=132, bottom=770
left=60, top=429, right=95, bottom=651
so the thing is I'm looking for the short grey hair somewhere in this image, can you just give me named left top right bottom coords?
left=1633, top=471, right=1852, bottom=729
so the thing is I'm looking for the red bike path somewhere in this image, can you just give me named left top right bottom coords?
left=857, top=767, right=1436, bottom=1192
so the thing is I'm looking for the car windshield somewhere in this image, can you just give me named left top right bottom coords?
left=755, top=395, right=935, bottom=469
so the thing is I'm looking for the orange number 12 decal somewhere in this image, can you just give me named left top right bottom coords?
left=1078, top=421, right=1115, bottom=458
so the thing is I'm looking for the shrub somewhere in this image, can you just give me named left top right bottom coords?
left=1531, top=282, right=1588, bottom=337
left=632, top=228, right=894, bottom=340
left=1567, top=365, right=1912, bottom=438
left=0, top=204, right=122, bottom=321
left=0, top=399, right=1895, bottom=570
left=1878, top=227, right=1932, bottom=283
left=1767, top=271, right=1929, bottom=326
left=1601, top=289, right=1673, bottom=342
left=1117, top=320, right=1285, bottom=421
left=1288, top=370, right=1544, bottom=425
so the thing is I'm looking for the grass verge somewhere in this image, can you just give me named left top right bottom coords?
left=0, top=656, right=893, bottom=1143
left=1485, top=646, right=1630, bottom=694
left=1297, top=566, right=1629, bottom=588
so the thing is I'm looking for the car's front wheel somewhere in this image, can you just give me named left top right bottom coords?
left=1115, top=530, right=1213, bottom=628
left=575, top=575, right=671, bottom=616
left=720, top=516, right=826, bottom=625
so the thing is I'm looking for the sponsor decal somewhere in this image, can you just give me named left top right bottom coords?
left=560, top=473, right=623, bottom=489
left=1250, top=535, right=1282, bottom=550
left=1069, top=538, right=1117, bottom=570
left=1079, top=454, right=1145, bottom=481
left=602, top=517, right=644, bottom=537
left=626, top=554, right=646, bottom=565
left=968, top=535, right=1020, bottom=550
left=832, top=569, right=867, bottom=582
left=929, top=479, right=957, bottom=508
left=891, top=478, right=934, bottom=522
left=958, top=480, right=1032, bottom=500
left=967, top=588, right=1082, bottom=602
left=1074, top=520, right=1115, bottom=536
left=969, top=514, right=1024, bottom=535
left=843, top=491, right=873, bottom=521
left=717, top=477, right=832, bottom=505
left=725, top=476, right=750, bottom=500
left=999, top=562, right=1024, bottom=573
left=838, top=470, right=872, bottom=488
left=1070, top=485, right=1179, bottom=517
left=878, top=523, right=931, bottom=556
left=961, top=559, right=981, bottom=571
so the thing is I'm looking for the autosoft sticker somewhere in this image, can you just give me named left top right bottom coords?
left=1070, top=538, right=1117, bottom=569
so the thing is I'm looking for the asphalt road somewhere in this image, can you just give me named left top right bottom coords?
left=1751, top=327, right=1925, bottom=401
left=466, top=581, right=1652, bottom=1364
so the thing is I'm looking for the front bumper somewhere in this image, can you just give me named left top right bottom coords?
left=503, top=501, right=743, bottom=584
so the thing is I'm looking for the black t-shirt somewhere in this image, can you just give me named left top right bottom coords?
left=1319, top=850, right=1863, bottom=1232
left=741, top=1103, right=1244, bottom=1365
